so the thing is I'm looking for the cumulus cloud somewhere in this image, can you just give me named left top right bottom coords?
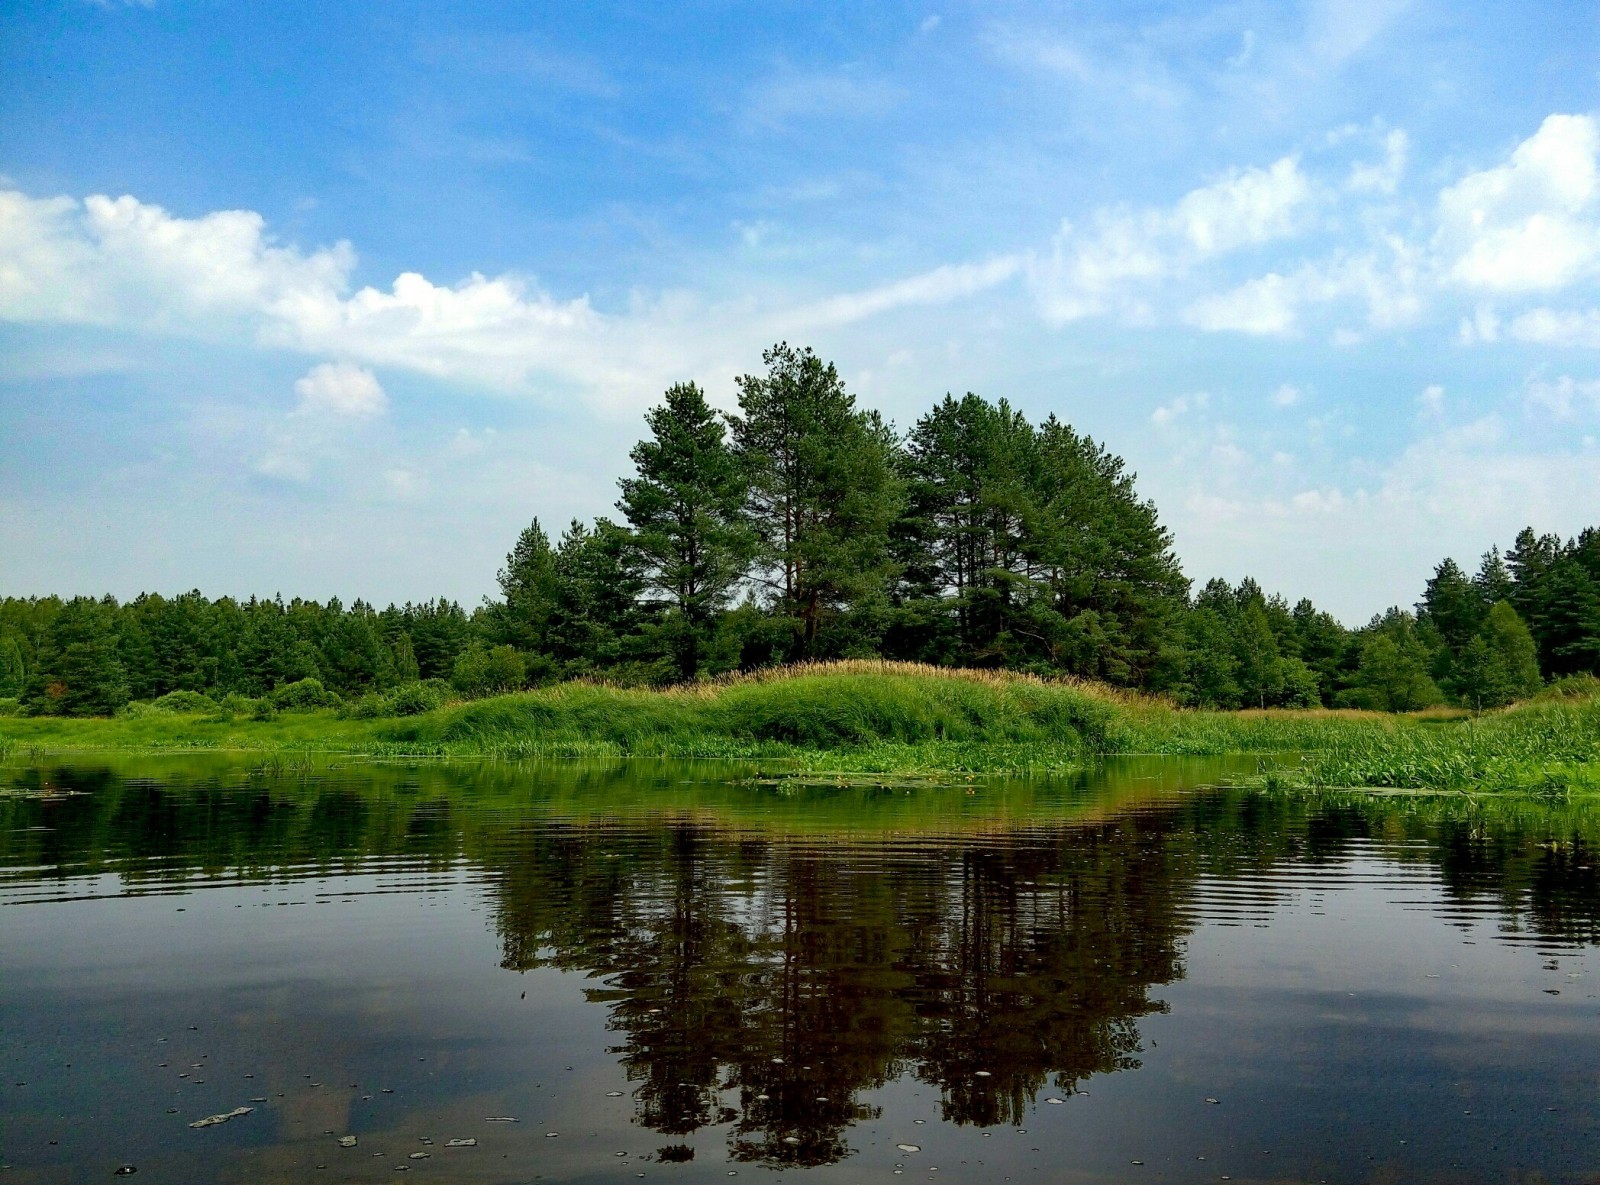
left=1508, top=306, right=1600, bottom=347
left=1272, top=383, right=1302, bottom=407
left=1436, top=113, right=1600, bottom=292
left=1185, top=238, right=1423, bottom=336
left=293, top=362, right=387, bottom=418
left=1030, top=156, right=1312, bottom=322
left=1347, top=128, right=1409, bottom=195
left=0, top=186, right=1032, bottom=413
left=0, top=190, right=352, bottom=327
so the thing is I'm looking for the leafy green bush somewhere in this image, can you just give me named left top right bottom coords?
left=452, top=643, right=526, bottom=696
left=267, top=677, right=342, bottom=711
left=389, top=679, right=452, bottom=715
left=0, top=697, right=22, bottom=718
left=209, top=692, right=259, bottom=720
left=340, top=680, right=453, bottom=719
left=150, top=690, right=218, bottom=713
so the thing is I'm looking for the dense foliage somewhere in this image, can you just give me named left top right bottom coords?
left=3, top=344, right=1597, bottom=717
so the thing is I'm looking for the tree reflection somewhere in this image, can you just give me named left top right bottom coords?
left=5, top=759, right=1600, bottom=1164
left=489, top=815, right=1190, bottom=1159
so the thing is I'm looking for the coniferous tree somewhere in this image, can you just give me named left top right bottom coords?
left=493, top=519, right=560, bottom=654
left=619, top=382, right=751, bottom=679
left=1420, top=557, right=1485, bottom=653
left=732, top=343, right=903, bottom=657
left=24, top=596, right=131, bottom=716
left=546, top=518, right=648, bottom=678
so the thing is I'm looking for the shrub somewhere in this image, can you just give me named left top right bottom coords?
left=339, top=680, right=453, bottom=719
left=0, top=697, right=20, bottom=718
left=210, top=692, right=259, bottom=719
left=150, top=689, right=218, bottom=714
left=267, top=677, right=342, bottom=711
left=452, top=643, right=526, bottom=697
left=388, top=679, right=451, bottom=715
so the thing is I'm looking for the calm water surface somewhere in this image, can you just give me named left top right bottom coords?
left=1, top=756, right=1597, bottom=1183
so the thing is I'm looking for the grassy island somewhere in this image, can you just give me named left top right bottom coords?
left=5, top=661, right=1597, bottom=794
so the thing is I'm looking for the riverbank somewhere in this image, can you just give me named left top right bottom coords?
left=3, top=661, right=1597, bottom=791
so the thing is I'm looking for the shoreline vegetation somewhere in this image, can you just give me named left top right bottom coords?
left=6, top=345, right=1599, bottom=801
left=4, top=661, right=1597, bottom=794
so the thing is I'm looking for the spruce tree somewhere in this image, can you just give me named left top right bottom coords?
left=24, top=596, right=131, bottom=716
left=495, top=519, right=560, bottom=654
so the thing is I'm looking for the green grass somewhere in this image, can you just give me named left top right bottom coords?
left=1254, top=694, right=1600, bottom=794
left=3, top=660, right=1598, bottom=792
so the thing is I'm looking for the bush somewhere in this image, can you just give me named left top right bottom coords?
left=388, top=679, right=452, bottom=715
left=150, top=690, right=218, bottom=714
left=209, top=692, right=259, bottom=720
left=339, top=680, right=453, bottom=720
left=267, top=677, right=342, bottom=711
left=0, top=697, right=20, bottom=718
left=452, top=643, right=526, bottom=697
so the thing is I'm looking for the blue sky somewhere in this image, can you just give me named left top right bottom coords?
left=3, top=0, right=1599, bottom=622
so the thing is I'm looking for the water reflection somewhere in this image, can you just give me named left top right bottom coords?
left=1, top=756, right=1597, bottom=1180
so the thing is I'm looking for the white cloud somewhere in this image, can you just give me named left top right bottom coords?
left=1150, top=391, right=1210, bottom=425
left=795, top=256, right=1021, bottom=327
left=1184, top=271, right=1305, bottom=334
left=0, top=190, right=352, bottom=327
left=1347, top=128, right=1409, bottom=195
left=0, top=186, right=1033, bottom=415
left=1508, top=306, right=1600, bottom=347
left=1272, top=383, right=1302, bottom=407
left=293, top=362, right=387, bottom=418
left=1525, top=374, right=1600, bottom=419
left=1031, top=156, right=1312, bottom=322
left=1419, top=383, right=1445, bottom=417
left=1457, top=304, right=1500, bottom=344
left=1185, top=242, right=1422, bottom=336
left=1436, top=113, right=1600, bottom=292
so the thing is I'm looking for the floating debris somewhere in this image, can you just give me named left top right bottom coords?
left=484, top=1117, right=519, bottom=1122
left=338, top=1136, right=357, bottom=1148
left=1044, top=1097, right=1065, bottom=1105
left=113, top=1168, right=137, bottom=1177
left=190, top=1107, right=253, bottom=1129
left=973, top=1071, right=991, bottom=1078
left=407, top=1152, right=429, bottom=1160
left=1205, top=1097, right=1220, bottom=1105
left=607, top=1091, right=624, bottom=1097
left=445, top=1139, right=477, bottom=1148
left=896, top=1144, right=921, bottom=1153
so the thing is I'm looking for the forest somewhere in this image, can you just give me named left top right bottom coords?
left=3, top=344, right=1598, bottom=719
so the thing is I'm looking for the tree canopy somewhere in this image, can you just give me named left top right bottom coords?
left=3, top=344, right=1595, bottom=716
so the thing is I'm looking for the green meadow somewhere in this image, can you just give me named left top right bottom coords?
left=5, top=660, right=1597, bottom=794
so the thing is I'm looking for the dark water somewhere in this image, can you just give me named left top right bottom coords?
left=2, top=757, right=1597, bottom=1184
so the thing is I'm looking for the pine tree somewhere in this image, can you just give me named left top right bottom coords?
left=732, top=343, right=903, bottom=657
left=618, top=382, right=751, bottom=680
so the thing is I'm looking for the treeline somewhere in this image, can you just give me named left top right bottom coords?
left=3, top=344, right=1598, bottom=717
